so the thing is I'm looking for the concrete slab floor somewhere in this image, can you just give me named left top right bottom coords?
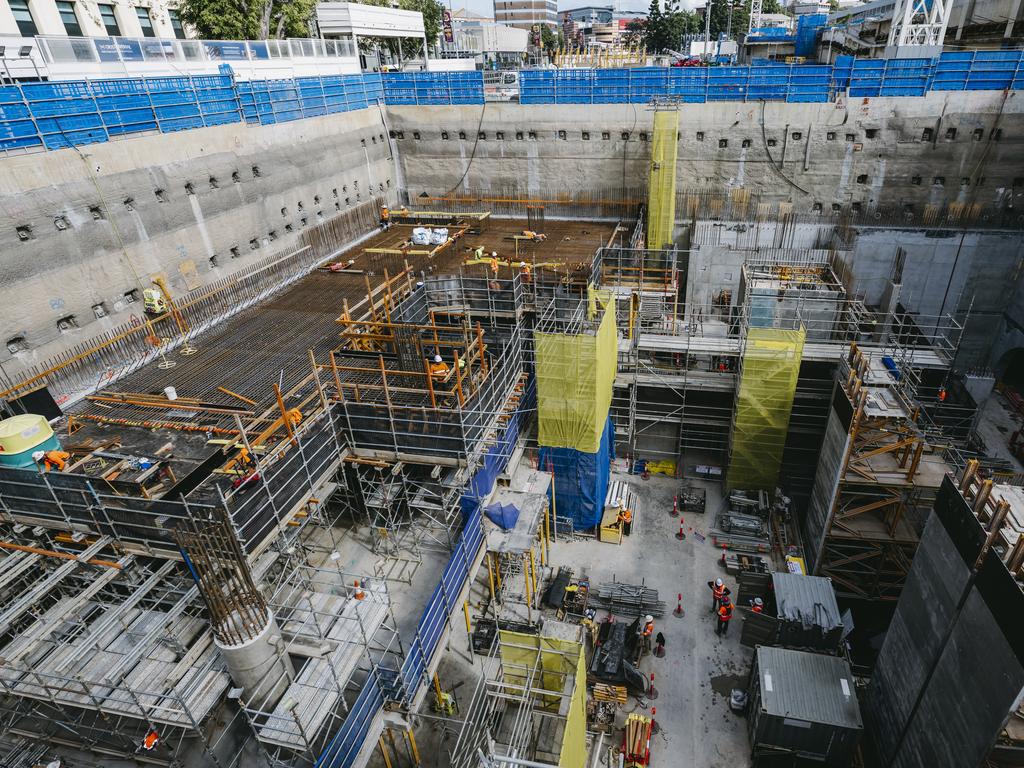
left=396, top=470, right=755, bottom=768
left=974, top=393, right=1024, bottom=473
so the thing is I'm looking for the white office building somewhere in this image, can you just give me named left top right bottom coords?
left=0, top=0, right=189, bottom=40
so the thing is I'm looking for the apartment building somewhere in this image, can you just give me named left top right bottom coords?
left=493, top=0, right=557, bottom=31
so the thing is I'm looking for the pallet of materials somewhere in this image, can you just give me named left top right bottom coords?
left=623, top=713, right=653, bottom=767
left=680, top=484, right=706, bottom=514
left=591, top=582, right=665, bottom=618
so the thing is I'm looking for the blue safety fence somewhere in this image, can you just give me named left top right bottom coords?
left=381, top=71, right=484, bottom=105
left=0, top=71, right=388, bottom=152
left=518, top=50, right=1024, bottom=104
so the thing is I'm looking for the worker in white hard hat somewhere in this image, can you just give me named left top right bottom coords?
left=489, top=251, right=500, bottom=276
left=751, top=597, right=764, bottom=614
left=707, top=577, right=731, bottom=613
left=640, top=614, right=655, bottom=655
left=429, top=353, right=449, bottom=379
left=520, top=260, right=532, bottom=284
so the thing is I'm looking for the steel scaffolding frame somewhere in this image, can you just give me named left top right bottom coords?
left=805, top=344, right=952, bottom=602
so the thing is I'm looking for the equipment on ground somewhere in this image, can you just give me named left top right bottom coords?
left=143, top=288, right=168, bottom=315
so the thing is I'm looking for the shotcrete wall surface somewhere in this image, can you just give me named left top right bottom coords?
left=387, top=92, right=1024, bottom=208
left=0, top=106, right=397, bottom=373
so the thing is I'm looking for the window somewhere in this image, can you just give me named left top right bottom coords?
left=136, top=7, right=155, bottom=37
left=9, top=0, right=38, bottom=36
left=55, top=0, right=83, bottom=35
left=168, top=8, right=186, bottom=39
left=96, top=3, right=120, bottom=34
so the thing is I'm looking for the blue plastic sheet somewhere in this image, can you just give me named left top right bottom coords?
left=485, top=502, right=520, bottom=530
left=539, top=416, right=615, bottom=532
left=460, top=407, right=520, bottom=519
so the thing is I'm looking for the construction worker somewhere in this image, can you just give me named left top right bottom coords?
left=938, top=386, right=948, bottom=402
left=520, top=261, right=532, bottom=284
left=474, top=244, right=485, bottom=260
left=618, top=506, right=633, bottom=535
left=379, top=205, right=390, bottom=230
left=640, top=614, right=655, bottom=654
left=489, top=251, right=500, bottom=276
left=716, top=596, right=734, bottom=636
left=33, top=450, right=70, bottom=472
left=708, top=578, right=731, bottom=613
left=429, top=354, right=449, bottom=379
left=751, top=597, right=764, bottom=613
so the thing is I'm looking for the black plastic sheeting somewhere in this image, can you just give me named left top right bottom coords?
left=864, top=477, right=1024, bottom=768
left=772, top=572, right=844, bottom=653
left=589, top=618, right=646, bottom=693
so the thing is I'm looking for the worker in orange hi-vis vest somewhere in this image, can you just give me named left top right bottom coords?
left=707, top=578, right=731, bottom=613
left=716, top=597, right=734, bottom=637
left=640, top=614, right=655, bottom=654
left=751, top=597, right=764, bottom=613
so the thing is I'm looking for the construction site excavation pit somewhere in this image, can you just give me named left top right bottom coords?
left=1, top=67, right=1024, bottom=768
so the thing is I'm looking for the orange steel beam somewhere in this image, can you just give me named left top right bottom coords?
left=0, top=540, right=122, bottom=569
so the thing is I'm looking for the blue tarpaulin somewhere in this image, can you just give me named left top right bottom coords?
left=485, top=502, right=520, bottom=530
left=539, top=416, right=615, bottom=532
left=460, top=405, right=522, bottom=520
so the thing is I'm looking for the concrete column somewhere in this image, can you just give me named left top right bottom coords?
left=115, top=1, right=145, bottom=37
left=148, top=0, right=176, bottom=39
left=215, top=610, right=294, bottom=710
left=73, top=0, right=110, bottom=37
left=28, top=0, right=68, bottom=36
left=0, top=3, right=21, bottom=35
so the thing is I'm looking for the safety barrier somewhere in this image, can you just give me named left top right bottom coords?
left=2, top=50, right=1022, bottom=153
left=381, top=71, right=484, bottom=105
left=518, top=50, right=1024, bottom=104
left=0, top=71, right=385, bottom=152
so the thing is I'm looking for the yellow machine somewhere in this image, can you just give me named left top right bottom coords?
left=143, top=288, right=168, bottom=315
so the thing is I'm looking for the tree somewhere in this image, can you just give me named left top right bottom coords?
left=642, top=0, right=699, bottom=53
left=178, top=0, right=316, bottom=39
left=707, top=0, right=784, bottom=39
left=623, top=19, right=646, bottom=47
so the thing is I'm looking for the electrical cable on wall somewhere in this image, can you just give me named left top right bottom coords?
left=442, top=100, right=488, bottom=198
left=759, top=100, right=811, bottom=197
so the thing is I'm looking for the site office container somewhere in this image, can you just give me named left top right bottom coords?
left=747, top=646, right=863, bottom=767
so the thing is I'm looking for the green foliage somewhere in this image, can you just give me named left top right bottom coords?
left=707, top=0, right=785, bottom=39
left=178, top=0, right=316, bottom=39
left=642, top=0, right=700, bottom=53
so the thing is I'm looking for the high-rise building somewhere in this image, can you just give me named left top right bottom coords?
left=493, top=0, right=558, bottom=32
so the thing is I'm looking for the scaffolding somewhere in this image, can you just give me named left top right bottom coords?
left=535, top=289, right=617, bottom=454
left=449, top=626, right=588, bottom=768
left=727, top=328, right=806, bottom=491
left=645, top=110, right=679, bottom=251
left=803, top=343, right=953, bottom=601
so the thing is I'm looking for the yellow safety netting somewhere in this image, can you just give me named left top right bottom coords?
left=646, top=110, right=679, bottom=250
left=536, top=288, right=617, bottom=453
left=497, top=630, right=586, bottom=768
left=727, top=327, right=805, bottom=491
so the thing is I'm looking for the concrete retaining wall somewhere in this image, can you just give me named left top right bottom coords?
left=387, top=92, right=1024, bottom=210
left=0, top=105, right=397, bottom=375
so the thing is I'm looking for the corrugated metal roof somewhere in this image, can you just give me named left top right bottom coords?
left=757, top=646, right=863, bottom=729
left=772, top=572, right=842, bottom=632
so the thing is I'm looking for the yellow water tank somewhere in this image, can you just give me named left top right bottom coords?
left=0, top=414, right=59, bottom=468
